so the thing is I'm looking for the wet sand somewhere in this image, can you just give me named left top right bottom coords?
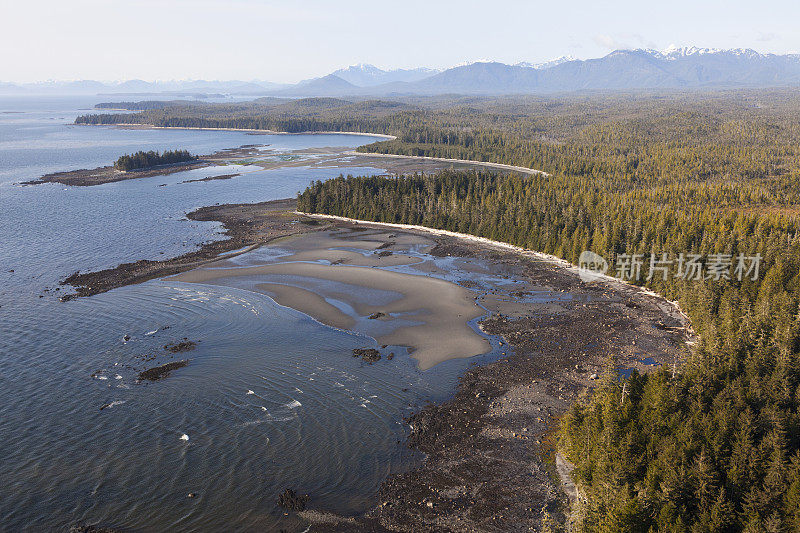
left=60, top=199, right=326, bottom=299
left=303, top=230, right=692, bottom=533
left=58, top=195, right=693, bottom=531
left=171, top=229, right=492, bottom=370
left=26, top=141, right=534, bottom=187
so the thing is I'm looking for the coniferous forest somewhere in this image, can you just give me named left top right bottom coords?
left=113, top=149, right=196, bottom=171
left=84, top=91, right=800, bottom=531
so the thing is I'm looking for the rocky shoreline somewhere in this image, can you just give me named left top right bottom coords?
left=60, top=198, right=692, bottom=532
left=21, top=145, right=266, bottom=187
left=302, top=231, right=691, bottom=532
left=23, top=160, right=211, bottom=187
left=59, top=199, right=328, bottom=299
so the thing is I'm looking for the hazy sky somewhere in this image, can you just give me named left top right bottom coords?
left=3, top=0, right=798, bottom=82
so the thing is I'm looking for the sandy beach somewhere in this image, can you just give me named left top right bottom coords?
left=58, top=196, right=693, bottom=531
left=171, top=228, right=492, bottom=370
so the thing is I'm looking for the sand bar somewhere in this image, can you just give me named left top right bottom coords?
left=171, top=229, right=491, bottom=370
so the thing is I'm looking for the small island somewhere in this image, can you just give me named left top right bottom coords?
left=23, top=149, right=206, bottom=186
left=113, top=149, right=197, bottom=171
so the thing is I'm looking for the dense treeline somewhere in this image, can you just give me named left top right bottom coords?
left=77, top=91, right=800, bottom=199
left=300, top=168, right=800, bottom=531
left=75, top=97, right=408, bottom=134
left=84, top=91, right=800, bottom=530
left=113, top=150, right=196, bottom=171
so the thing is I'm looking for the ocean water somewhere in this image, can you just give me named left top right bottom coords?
left=0, top=97, right=499, bottom=531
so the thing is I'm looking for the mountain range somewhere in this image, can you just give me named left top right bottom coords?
left=3, top=47, right=800, bottom=97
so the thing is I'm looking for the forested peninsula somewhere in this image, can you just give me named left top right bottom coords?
left=78, top=91, right=800, bottom=531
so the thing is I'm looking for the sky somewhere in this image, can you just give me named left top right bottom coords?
left=3, top=0, right=799, bottom=83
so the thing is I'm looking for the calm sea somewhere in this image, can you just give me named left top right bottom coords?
left=0, top=96, right=497, bottom=531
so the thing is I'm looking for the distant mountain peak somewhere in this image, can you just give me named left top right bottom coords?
left=647, top=45, right=768, bottom=60
left=337, top=63, right=384, bottom=74
left=329, top=64, right=439, bottom=87
left=516, top=56, right=577, bottom=69
left=660, top=44, right=721, bottom=58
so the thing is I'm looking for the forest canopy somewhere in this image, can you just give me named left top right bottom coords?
left=113, top=149, right=197, bottom=171
left=85, top=90, right=800, bottom=531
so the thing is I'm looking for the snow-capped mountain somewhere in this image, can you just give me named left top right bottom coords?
left=649, top=45, right=776, bottom=61
left=6, top=47, right=800, bottom=97
left=363, top=47, right=800, bottom=95
left=656, top=45, right=723, bottom=59
left=516, top=56, right=577, bottom=69
left=330, top=64, right=439, bottom=87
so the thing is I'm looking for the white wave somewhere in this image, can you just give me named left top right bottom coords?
left=286, top=399, right=302, bottom=409
left=145, top=330, right=158, bottom=336
left=242, top=414, right=294, bottom=425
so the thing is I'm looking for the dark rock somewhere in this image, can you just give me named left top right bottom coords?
left=137, top=360, right=189, bottom=381
left=277, top=488, right=309, bottom=511
left=352, top=348, right=381, bottom=363
left=368, top=312, right=387, bottom=320
left=164, top=341, right=196, bottom=353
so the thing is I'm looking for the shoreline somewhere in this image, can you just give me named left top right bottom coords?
left=169, top=227, right=493, bottom=370
left=296, top=219, right=692, bottom=531
left=22, top=159, right=212, bottom=186
left=77, top=122, right=398, bottom=140
left=58, top=196, right=693, bottom=531
left=347, top=150, right=550, bottom=176
left=60, top=199, right=328, bottom=299
left=77, top=121, right=546, bottom=176
left=298, top=211, right=694, bottom=336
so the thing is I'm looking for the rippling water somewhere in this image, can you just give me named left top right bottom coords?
left=0, top=97, right=499, bottom=531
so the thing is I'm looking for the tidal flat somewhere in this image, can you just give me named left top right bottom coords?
left=171, top=227, right=493, bottom=370
left=3, top=99, right=692, bottom=531
left=57, top=197, right=692, bottom=532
